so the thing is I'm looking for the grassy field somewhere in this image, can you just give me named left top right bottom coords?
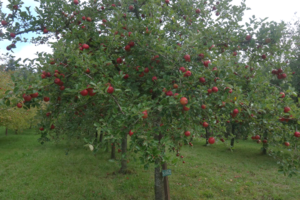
left=0, top=127, right=299, bottom=200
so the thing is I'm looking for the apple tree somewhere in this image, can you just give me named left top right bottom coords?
left=1, top=0, right=300, bottom=199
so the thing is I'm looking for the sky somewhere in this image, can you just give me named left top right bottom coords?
left=0, top=0, right=299, bottom=65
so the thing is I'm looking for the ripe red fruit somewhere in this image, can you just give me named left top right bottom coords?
left=165, top=90, right=173, bottom=96
left=107, top=86, right=114, bottom=94
left=173, top=84, right=178, bottom=89
left=199, top=77, right=205, bottom=83
left=233, top=109, right=239, bottom=115
left=184, top=131, right=191, bottom=137
left=212, top=87, right=218, bottom=93
left=284, top=107, right=290, bottom=113
left=179, top=67, right=186, bottom=73
left=207, top=89, right=212, bottom=94
left=10, top=33, right=16, bottom=38
left=80, top=89, right=89, bottom=96
left=257, top=140, right=261, bottom=144
left=116, top=57, right=123, bottom=64
left=54, top=78, right=61, bottom=84
left=144, top=68, right=149, bottom=73
left=23, top=95, right=32, bottom=102
left=30, top=92, right=38, bottom=98
left=82, top=44, right=89, bottom=49
left=202, top=122, right=209, bottom=128
left=196, top=9, right=200, bottom=14
left=82, top=16, right=86, bottom=20
left=1, top=20, right=8, bottom=26
left=184, top=71, right=192, bottom=77
left=280, top=92, right=285, bottom=98
left=220, top=138, right=225, bottom=142
left=142, top=110, right=148, bottom=119
left=294, top=131, right=300, bottom=137
left=125, top=45, right=131, bottom=52
left=43, top=97, right=50, bottom=102
left=60, top=86, right=65, bottom=91
left=272, top=69, right=278, bottom=75
left=184, top=54, right=190, bottom=62
left=50, top=124, right=55, bottom=130
left=39, top=127, right=44, bottom=131
left=85, top=68, right=90, bottom=74
left=281, top=73, right=287, bottom=79
left=203, top=60, right=210, bottom=67
left=152, top=76, right=157, bottom=82
left=261, top=54, right=267, bottom=59
left=102, top=19, right=107, bottom=23
left=284, top=142, right=290, bottom=147
left=208, top=137, right=215, bottom=144
left=245, top=35, right=251, bottom=41
left=278, top=68, right=283, bottom=73
left=255, top=135, right=260, bottom=140
left=180, top=97, right=188, bottom=105
left=129, top=5, right=134, bottom=11
left=43, top=29, right=48, bottom=34
left=201, top=105, right=206, bottom=109
left=17, top=103, right=22, bottom=108
left=263, top=139, right=267, bottom=144
left=233, top=52, right=237, bottom=56
left=74, top=0, right=79, bottom=5
left=129, top=41, right=135, bottom=47
left=165, top=0, right=170, bottom=4
left=128, top=130, right=134, bottom=136
left=46, top=112, right=51, bottom=117
left=183, top=106, right=190, bottom=111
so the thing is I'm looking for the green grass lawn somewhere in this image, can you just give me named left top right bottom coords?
left=0, top=127, right=299, bottom=200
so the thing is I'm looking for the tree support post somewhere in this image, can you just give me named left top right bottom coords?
left=162, top=163, right=170, bottom=200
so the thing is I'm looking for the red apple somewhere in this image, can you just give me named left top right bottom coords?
left=152, top=76, right=157, bottom=82
left=257, top=139, right=261, bottom=144
left=203, top=60, right=210, bottom=67
left=207, top=89, right=212, bottom=94
left=82, top=44, right=89, bottom=49
left=60, top=86, right=65, bottom=91
left=43, top=29, right=48, bottom=33
left=184, top=71, right=192, bottom=77
left=180, top=97, right=188, bottom=105
left=74, top=0, right=79, bottom=5
left=212, top=87, right=218, bottom=92
left=39, top=127, right=44, bottom=131
left=262, top=54, right=267, bottom=59
left=17, top=103, right=22, bottom=108
left=183, top=106, right=190, bottom=111
left=245, top=35, right=251, bottom=41
left=184, top=131, right=191, bottom=137
left=116, top=57, right=123, bottom=64
left=196, top=9, right=200, bottom=14
left=284, top=142, right=290, bottom=147
left=199, top=77, right=205, bottom=83
left=263, top=139, right=267, bottom=144
left=128, top=130, right=134, bottom=136
left=233, top=109, right=239, bottom=115
left=165, top=0, right=170, bottom=4
left=23, top=95, right=32, bottom=102
left=125, top=45, right=131, bottom=51
left=1, top=20, right=8, bottom=26
left=10, top=33, right=16, bottom=38
left=107, top=86, right=114, bottom=93
left=184, top=54, right=190, bottom=62
left=294, top=131, right=300, bottom=137
left=284, top=107, right=290, bottom=113
left=129, top=5, right=134, bottom=11
left=208, top=137, right=215, bottom=144
left=43, top=97, right=50, bottom=102
left=280, top=92, right=285, bottom=98
left=50, top=124, right=55, bottom=130
left=255, top=135, right=260, bottom=140
left=179, top=67, right=186, bottom=73
left=201, top=105, right=206, bottom=109
left=80, top=89, right=88, bottom=96
left=142, top=110, right=148, bottom=119
left=202, top=122, right=209, bottom=128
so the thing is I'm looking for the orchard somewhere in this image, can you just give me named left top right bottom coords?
left=1, top=0, right=300, bottom=199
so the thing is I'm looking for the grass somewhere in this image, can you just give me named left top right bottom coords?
left=0, top=127, right=299, bottom=200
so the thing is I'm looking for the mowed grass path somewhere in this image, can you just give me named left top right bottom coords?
left=0, top=127, right=299, bottom=200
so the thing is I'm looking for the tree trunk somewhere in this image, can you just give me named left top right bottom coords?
left=15, top=129, right=18, bottom=134
left=5, top=127, right=8, bottom=136
left=162, top=163, right=170, bottom=200
left=154, top=158, right=164, bottom=200
left=205, top=128, right=209, bottom=145
left=119, top=134, right=127, bottom=173
left=262, top=130, right=268, bottom=155
left=231, top=124, right=235, bottom=148
left=100, top=132, right=103, bottom=142
left=95, top=131, right=98, bottom=143
left=111, top=142, right=116, bottom=159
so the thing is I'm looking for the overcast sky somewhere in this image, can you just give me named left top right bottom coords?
left=0, top=0, right=299, bottom=65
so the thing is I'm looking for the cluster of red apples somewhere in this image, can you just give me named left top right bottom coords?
left=271, top=68, right=287, bottom=79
